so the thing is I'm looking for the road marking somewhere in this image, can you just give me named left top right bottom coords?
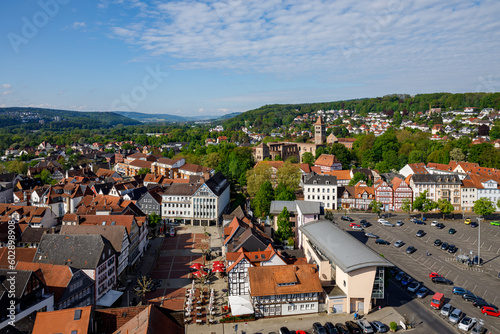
left=497, top=248, right=500, bottom=255
left=430, top=262, right=436, bottom=268
left=454, top=274, right=459, bottom=283
left=482, top=290, right=488, bottom=298
left=463, top=279, right=468, bottom=287
left=466, top=236, right=470, bottom=242
left=416, top=255, right=422, bottom=261
left=494, top=295, right=498, bottom=304
left=446, top=270, right=451, bottom=277
left=424, top=258, right=429, bottom=265
left=458, top=234, right=463, bottom=239
left=472, top=284, right=477, bottom=292
left=439, top=265, right=444, bottom=272
left=488, top=245, right=492, bottom=251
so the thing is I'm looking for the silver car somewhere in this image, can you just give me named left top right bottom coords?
left=371, top=321, right=389, bottom=333
left=381, top=221, right=395, bottom=227
left=449, top=308, right=463, bottom=324
left=441, top=303, right=454, bottom=317
left=394, top=240, right=404, bottom=248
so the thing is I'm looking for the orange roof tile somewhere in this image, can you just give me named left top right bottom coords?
left=32, top=306, right=93, bottom=334
left=314, top=154, right=340, bottom=167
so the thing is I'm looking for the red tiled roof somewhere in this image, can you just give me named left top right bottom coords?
left=32, top=306, right=93, bottom=334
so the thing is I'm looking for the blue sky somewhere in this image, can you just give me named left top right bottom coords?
left=1, top=0, right=500, bottom=117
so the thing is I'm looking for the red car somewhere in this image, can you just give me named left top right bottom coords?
left=481, top=306, right=500, bottom=317
left=349, top=223, right=358, bottom=227
left=429, top=272, right=442, bottom=278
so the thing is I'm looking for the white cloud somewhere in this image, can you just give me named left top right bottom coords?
left=1, top=84, right=12, bottom=89
left=105, top=0, right=500, bottom=83
left=2, top=91, right=12, bottom=96
left=72, top=21, right=87, bottom=29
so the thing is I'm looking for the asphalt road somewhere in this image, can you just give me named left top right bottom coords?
left=335, top=212, right=500, bottom=333
left=387, top=280, right=456, bottom=334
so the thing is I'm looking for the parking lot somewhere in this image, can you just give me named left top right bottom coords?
left=336, top=213, right=500, bottom=334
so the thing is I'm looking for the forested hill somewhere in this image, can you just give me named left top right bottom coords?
left=0, top=107, right=141, bottom=129
left=223, top=92, right=500, bottom=132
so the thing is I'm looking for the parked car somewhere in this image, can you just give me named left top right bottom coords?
left=349, top=222, right=359, bottom=227
left=359, top=219, right=367, bottom=224
left=375, top=239, right=390, bottom=245
left=378, top=218, right=389, bottom=224
left=463, top=292, right=484, bottom=302
left=396, top=220, right=403, bottom=226
left=352, top=225, right=364, bottom=231
left=416, top=286, right=429, bottom=298
left=436, top=223, right=445, bottom=229
left=449, top=228, right=457, bottom=234
left=406, top=246, right=416, bottom=254
left=365, top=232, right=378, bottom=238
left=395, top=271, right=405, bottom=281
left=280, top=327, right=291, bottom=334
left=431, top=221, right=438, bottom=226
left=361, top=222, right=371, bottom=228
left=481, top=306, right=500, bottom=317
left=473, top=300, right=497, bottom=310
left=341, top=216, right=354, bottom=222
left=370, top=321, right=388, bottom=333
left=452, top=287, right=469, bottom=295
left=415, top=230, right=425, bottom=237
left=381, top=221, right=395, bottom=227
left=432, top=276, right=453, bottom=285
left=414, top=220, right=426, bottom=225
left=324, top=322, right=338, bottom=334
left=407, top=281, right=420, bottom=293
left=394, top=240, right=404, bottom=248
left=401, top=275, right=413, bottom=286
left=441, top=303, right=454, bottom=317
left=458, top=317, right=477, bottom=331
left=356, top=319, right=373, bottom=333
left=334, top=323, right=350, bottom=334
left=345, top=321, right=362, bottom=334
left=464, top=218, right=471, bottom=224
left=410, top=217, right=417, bottom=222
left=313, top=322, right=327, bottom=334
left=447, top=245, right=457, bottom=253
left=490, top=221, right=500, bottom=226
left=440, top=242, right=449, bottom=251
left=470, top=222, right=478, bottom=228
left=448, top=308, right=464, bottom=324
left=434, top=239, right=442, bottom=246
left=429, top=272, right=442, bottom=278
left=471, top=324, right=487, bottom=334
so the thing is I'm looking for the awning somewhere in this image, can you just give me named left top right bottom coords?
left=96, top=289, right=124, bottom=307
left=228, top=295, right=254, bottom=316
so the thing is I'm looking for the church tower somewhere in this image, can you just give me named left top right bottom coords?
left=314, top=115, right=326, bottom=144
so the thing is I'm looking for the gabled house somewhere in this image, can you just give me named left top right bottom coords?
left=226, top=244, right=286, bottom=296
left=374, top=180, right=393, bottom=211
left=390, top=177, right=413, bottom=211
left=0, top=268, right=54, bottom=330
left=35, top=234, right=117, bottom=304
left=15, top=262, right=95, bottom=310
left=32, top=306, right=94, bottom=334
left=303, top=175, right=338, bottom=210
left=137, top=190, right=163, bottom=216
left=314, top=154, right=342, bottom=172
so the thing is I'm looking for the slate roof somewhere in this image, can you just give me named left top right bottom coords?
left=295, top=201, right=322, bottom=215
left=35, top=234, right=112, bottom=269
left=269, top=201, right=297, bottom=215
left=204, top=171, right=229, bottom=196
left=60, top=224, right=127, bottom=253
left=304, top=174, right=337, bottom=186
left=0, top=268, right=38, bottom=299
left=299, top=220, right=393, bottom=273
left=162, top=183, right=200, bottom=196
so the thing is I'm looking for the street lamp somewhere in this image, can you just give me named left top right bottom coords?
left=477, top=217, right=481, bottom=266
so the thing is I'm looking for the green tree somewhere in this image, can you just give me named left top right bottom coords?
left=202, top=152, right=221, bottom=169
left=35, top=169, right=56, bottom=185
left=490, top=125, right=500, bottom=141
left=7, top=160, right=27, bottom=175
left=246, top=163, right=272, bottom=197
left=302, top=152, right=314, bottom=166
left=276, top=206, right=293, bottom=241
left=401, top=198, right=413, bottom=218
left=348, top=172, right=367, bottom=186
left=369, top=200, right=383, bottom=217
left=137, top=168, right=150, bottom=175
left=252, top=181, right=274, bottom=218
left=276, top=161, right=301, bottom=191
left=437, top=199, right=454, bottom=220
left=473, top=197, right=495, bottom=218
left=408, top=150, right=427, bottom=164
left=449, top=148, right=465, bottom=161
left=325, top=209, right=335, bottom=222
left=275, top=182, right=296, bottom=201
left=148, top=212, right=162, bottom=236
left=413, top=190, right=437, bottom=218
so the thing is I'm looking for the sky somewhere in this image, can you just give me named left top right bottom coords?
left=1, top=0, right=500, bottom=117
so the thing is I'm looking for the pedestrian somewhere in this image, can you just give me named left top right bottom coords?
left=354, top=311, right=358, bottom=320
left=426, top=250, right=429, bottom=256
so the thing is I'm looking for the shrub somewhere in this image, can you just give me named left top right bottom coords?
left=390, top=322, right=398, bottom=332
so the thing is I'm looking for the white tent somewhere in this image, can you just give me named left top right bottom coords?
left=228, top=295, right=254, bottom=316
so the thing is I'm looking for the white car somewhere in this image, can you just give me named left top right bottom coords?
left=431, top=221, right=438, bottom=226
left=378, top=218, right=389, bottom=224
left=365, top=232, right=379, bottom=238
left=441, top=304, right=454, bottom=317
left=381, top=221, right=395, bottom=227
left=458, top=317, right=476, bottom=331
